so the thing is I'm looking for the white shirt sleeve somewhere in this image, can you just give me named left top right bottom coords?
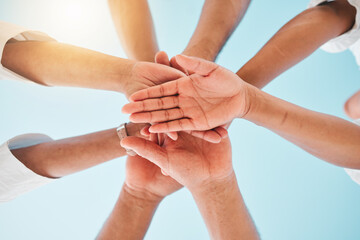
left=308, top=0, right=360, bottom=53
left=344, top=119, right=360, bottom=186
left=0, top=21, right=56, bottom=83
left=0, top=134, right=54, bottom=202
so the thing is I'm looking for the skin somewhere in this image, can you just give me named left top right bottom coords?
left=1, top=41, right=184, bottom=99
left=123, top=56, right=360, bottom=169
left=121, top=133, right=259, bottom=240
left=108, top=0, right=159, bottom=62
left=182, top=0, right=251, bottom=61
left=97, top=154, right=182, bottom=240
left=237, top=0, right=356, bottom=89
left=108, top=0, right=251, bottom=62
left=10, top=123, right=148, bottom=178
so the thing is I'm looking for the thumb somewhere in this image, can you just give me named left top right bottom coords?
left=175, top=54, right=218, bottom=76
left=155, top=51, right=170, bottom=66
left=121, top=136, right=168, bottom=170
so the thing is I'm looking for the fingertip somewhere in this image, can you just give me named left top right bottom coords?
left=121, top=104, right=132, bottom=114
left=161, top=169, right=169, bottom=176
left=129, top=114, right=144, bottom=123
left=141, top=126, right=151, bottom=136
left=120, top=137, right=130, bottom=148
left=167, top=132, right=178, bottom=141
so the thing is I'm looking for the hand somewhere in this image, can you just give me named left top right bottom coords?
left=121, top=132, right=233, bottom=190
left=122, top=55, right=251, bottom=134
left=125, top=154, right=182, bottom=201
left=122, top=61, right=186, bottom=99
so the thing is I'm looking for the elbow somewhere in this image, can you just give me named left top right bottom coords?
left=314, top=0, right=356, bottom=34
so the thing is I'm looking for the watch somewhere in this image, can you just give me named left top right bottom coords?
left=116, top=123, right=137, bottom=156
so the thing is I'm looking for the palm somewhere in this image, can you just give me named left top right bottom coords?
left=123, top=55, right=249, bottom=133
left=124, top=62, right=185, bottom=99
left=172, top=69, right=245, bottom=130
left=149, top=133, right=232, bottom=188
left=125, top=155, right=182, bottom=198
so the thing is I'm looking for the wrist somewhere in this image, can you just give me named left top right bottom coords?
left=122, top=183, right=163, bottom=205
left=115, top=60, right=137, bottom=96
left=182, top=41, right=217, bottom=61
left=188, top=171, right=237, bottom=197
left=234, top=82, right=259, bottom=119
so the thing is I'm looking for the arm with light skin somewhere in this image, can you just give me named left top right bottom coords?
left=120, top=132, right=259, bottom=240
left=1, top=41, right=181, bottom=99
left=237, top=0, right=356, bottom=89
left=97, top=154, right=182, bottom=240
left=123, top=56, right=360, bottom=169
left=182, top=0, right=251, bottom=61
left=10, top=123, right=148, bottom=178
left=2, top=40, right=227, bottom=142
left=107, top=0, right=158, bottom=62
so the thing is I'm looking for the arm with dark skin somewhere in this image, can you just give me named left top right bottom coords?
left=237, top=0, right=356, bottom=89
left=124, top=55, right=360, bottom=169
left=183, top=0, right=251, bottom=61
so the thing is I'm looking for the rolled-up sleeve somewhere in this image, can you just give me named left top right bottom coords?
left=308, top=0, right=360, bottom=53
left=0, top=134, right=54, bottom=202
left=0, top=21, right=56, bottom=83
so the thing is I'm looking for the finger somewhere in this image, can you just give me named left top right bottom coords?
left=167, top=132, right=178, bottom=141
left=149, top=119, right=195, bottom=133
left=140, top=126, right=151, bottom=137
left=155, top=51, right=170, bottom=66
left=129, top=78, right=183, bottom=102
left=213, top=126, right=228, bottom=139
left=188, top=130, right=221, bottom=143
left=161, top=169, right=169, bottom=176
left=175, top=54, right=218, bottom=76
left=149, top=132, right=158, bottom=144
left=130, top=108, right=185, bottom=123
left=122, top=96, right=179, bottom=114
left=344, top=90, right=360, bottom=119
left=120, top=136, right=168, bottom=170
left=170, top=56, right=187, bottom=74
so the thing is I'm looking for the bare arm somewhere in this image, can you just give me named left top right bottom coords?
left=10, top=123, right=146, bottom=178
left=237, top=0, right=356, bottom=89
left=190, top=173, right=259, bottom=240
left=121, top=133, right=259, bottom=239
left=108, top=0, right=158, bottom=62
left=184, top=0, right=251, bottom=61
left=243, top=86, right=360, bottom=169
left=1, top=41, right=133, bottom=91
left=123, top=56, right=360, bottom=169
left=97, top=184, right=160, bottom=240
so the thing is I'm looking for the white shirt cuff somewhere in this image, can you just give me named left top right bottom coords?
left=0, top=21, right=56, bottom=83
left=308, top=0, right=360, bottom=53
left=0, top=134, right=54, bottom=202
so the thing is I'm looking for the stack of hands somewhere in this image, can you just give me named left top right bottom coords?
left=98, top=52, right=259, bottom=240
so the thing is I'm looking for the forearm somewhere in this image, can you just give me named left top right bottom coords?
left=108, top=0, right=158, bottom=62
left=1, top=41, right=134, bottom=92
left=190, top=172, right=258, bottom=240
left=184, top=0, right=250, bottom=61
left=244, top=86, right=360, bottom=168
left=10, top=123, right=146, bottom=178
left=237, top=0, right=356, bottom=89
left=97, top=184, right=160, bottom=240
